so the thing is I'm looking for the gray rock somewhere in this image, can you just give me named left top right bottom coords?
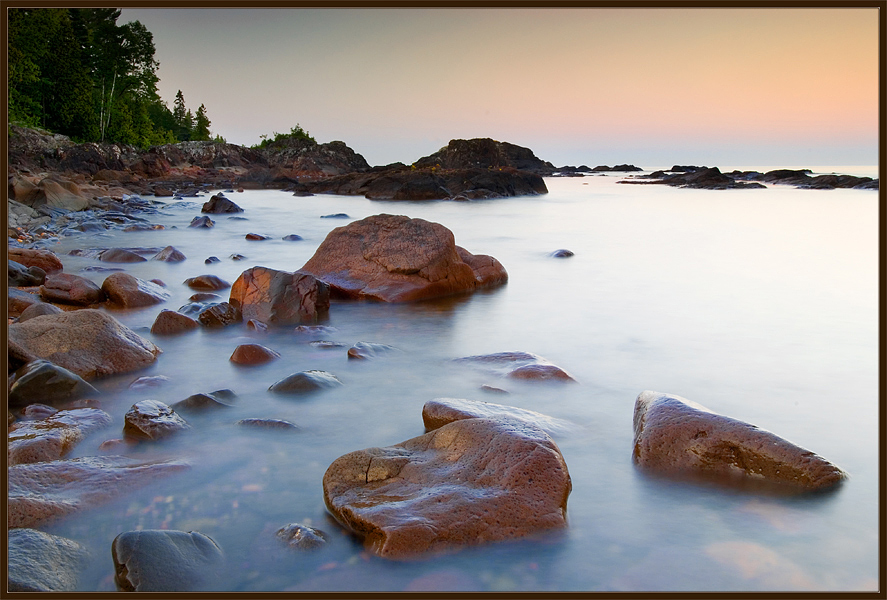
left=9, top=259, right=46, bottom=286
left=276, top=523, right=327, bottom=550
left=237, top=418, right=299, bottom=431
left=268, top=370, right=342, bottom=395
left=152, top=245, right=187, bottom=262
left=632, top=391, right=847, bottom=491
left=18, top=301, right=63, bottom=322
left=8, top=359, right=99, bottom=409
left=171, top=391, right=236, bottom=414
left=123, top=400, right=191, bottom=440
left=422, top=397, right=579, bottom=437
left=347, top=341, right=398, bottom=360
left=111, top=529, right=224, bottom=591
left=8, top=528, right=89, bottom=591
left=455, top=351, right=576, bottom=382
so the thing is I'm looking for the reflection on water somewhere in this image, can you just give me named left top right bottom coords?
left=35, top=174, right=878, bottom=591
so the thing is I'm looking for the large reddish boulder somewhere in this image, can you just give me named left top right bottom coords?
left=322, top=417, right=571, bottom=559
left=228, top=266, right=330, bottom=326
left=632, top=391, right=846, bottom=491
left=298, top=214, right=507, bottom=302
left=8, top=309, right=162, bottom=381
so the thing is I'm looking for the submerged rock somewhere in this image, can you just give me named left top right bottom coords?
left=269, top=370, right=342, bottom=395
left=8, top=455, right=190, bottom=529
left=201, top=193, right=243, bottom=214
left=323, top=417, right=572, bottom=559
left=8, top=408, right=113, bottom=465
left=632, top=391, right=846, bottom=491
left=8, top=309, right=162, bottom=380
left=276, top=523, right=327, bottom=550
left=422, top=398, right=578, bottom=437
left=8, top=529, right=89, bottom=591
left=455, top=351, right=576, bottom=382
left=184, top=274, right=231, bottom=291
left=171, top=391, right=236, bottom=413
left=230, top=343, right=280, bottom=365
left=228, top=266, right=330, bottom=326
left=112, top=529, right=225, bottom=592
left=237, top=418, right=299, bottom=431
left=299, top=214, right=508, bottom=302
left=100, top=248, right=148, bottom=263
left=152, top=246, right=186, bottom=262
left=347, top=341, right=398, bottom=360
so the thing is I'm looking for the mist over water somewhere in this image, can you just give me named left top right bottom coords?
left=40, top=172, right=878, bottom=591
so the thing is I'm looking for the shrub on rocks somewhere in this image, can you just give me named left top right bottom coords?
left=632, top=391, right=846, bottom=491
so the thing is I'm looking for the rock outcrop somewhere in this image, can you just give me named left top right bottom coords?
left=323, top=417, right=572, bottom=559
left=632, top=391, right=846, bottom=491
left=299, top=214, right=508, bottom=302
left=8, top=309, right=162, bottom=380
left=414, top=138, right=555, bottom=174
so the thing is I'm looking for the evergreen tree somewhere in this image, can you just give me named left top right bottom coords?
left=193, top=104, right=211, bottom=141
left=172, top=90, right=192, bottom=141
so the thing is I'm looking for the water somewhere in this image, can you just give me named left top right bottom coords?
left=34, top=172, right=878, bottom=591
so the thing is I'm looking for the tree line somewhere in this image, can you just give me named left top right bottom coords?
left=8, top=8, right=221, bottom=148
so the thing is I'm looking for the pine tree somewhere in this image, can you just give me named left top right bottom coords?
left=193, top=104, right=211, bottom=141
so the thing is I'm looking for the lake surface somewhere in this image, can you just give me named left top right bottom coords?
left=37, top=170, right=879, bottom=591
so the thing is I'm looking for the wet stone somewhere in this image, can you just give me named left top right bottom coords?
left=197, top=302, right=241, bottom=328
left=269, top=370, right=343, bottom=395
left=237, top=418, right=299, bottom=431
left=9, top=359, right=99, bottom=409
left=123, top=400, right=191, bottom=441
left=189, top=216, right=215, bottom=228
left=276, top=523, right=328, bottom=550
left=347, top=341, right=398, bottom=360
left=112, top=529, right=224, bottom=592
left=150, top=309, right=199, bottom=336
left=8, top=528, right=89, bottom=591
left=172, top=391, right=236, bottom=414
left=230, top=343, right=280, bottom=365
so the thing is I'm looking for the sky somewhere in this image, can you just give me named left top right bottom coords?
left=119, top=7, right=880, bottom=169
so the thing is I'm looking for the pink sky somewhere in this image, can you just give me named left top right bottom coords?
left=121, top=7, right=880, bottom=168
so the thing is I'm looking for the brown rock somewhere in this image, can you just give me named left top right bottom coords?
left=100, top=248, right=148, bottom=263
left=40, top=178, right=90, bottom=211
left=299, top=214, right=508, bottom=302
left=8, top=408, right=113, bottom=465
left=201, top=193, right=243, bottom=214
left=8, top=456, right=189, bottom=529
left=40, top=273, right=106, bottom=306
left=456, top=351, right=576, bottom=382
left=123, top=400, right=191, bottom=441
left=18, top=302, right=63, bottom=322
left=184, top=275, right=230, bottom=291
left=9, top=288, right=42, bottom=318
left=7, top=248, right=64, bottom=274
left=632, top=391, right=846, bottom=490
left=276, top=523, right=327, bottom=550
left=102, top=272, right=171, bottom=308
left=8, top=309, right=162, bottom=380
left=228, top=266, right=330, bottom=326
left=197, top=302, right=241, bottom=327
left=152, top=246, right=186, bottom=262
left=322, top=417, right=571, bottom=559
left=230, top=343, right=280, bottom=365
left=150, top=310, right=199, bottom=335
left=268, top=370, right=342, bottom=395
left=422, top=398, right=578, bottom=437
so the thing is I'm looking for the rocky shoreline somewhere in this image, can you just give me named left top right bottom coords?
left=5, top=128, right=862, bottom=591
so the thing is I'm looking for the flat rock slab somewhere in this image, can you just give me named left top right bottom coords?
left=8, top=407, right=113, bottom=465
left=8, top=359, right=99, bottom=408
left=455, top=351, right=576, bottom=382
left=8, top=309, right=162, bottom=381
left=228, top=266, right=330, bottom=326
left=8, top=528, right=89, bottom=591
left=8, top=455, right=190, bottom=529
left=112, top=529, right=224, bottom=591
left=323, top=417, right=572, bottom=559
left=298, top=214, right=507, bottom=302
left=632, top=391, right=846, bottom=491
left=422, top=398, right=579, bottom=437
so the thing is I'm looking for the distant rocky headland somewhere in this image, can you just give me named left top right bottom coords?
left=619, top=165, right=878, bottom=191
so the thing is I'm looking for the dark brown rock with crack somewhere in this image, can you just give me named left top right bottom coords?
left=632, top=391, right=846, bottom=491
left=8, top=309, right=162, bottom=380
left=322, top=417, right=571, bottom=559
left=299, top=214, right=507, bottom=302
left=228, top=266, right=330, bottom=326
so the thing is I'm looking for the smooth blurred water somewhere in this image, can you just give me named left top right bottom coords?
left=37, top=171, right=879, bottom=591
